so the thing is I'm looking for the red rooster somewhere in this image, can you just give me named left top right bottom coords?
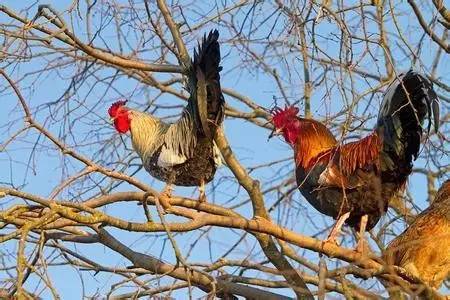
left=269, top=71, right=439, bottom=251
left=108, top=30, right=224, bottom=202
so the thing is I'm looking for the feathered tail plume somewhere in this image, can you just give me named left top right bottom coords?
left=188, top=30, right=225, bottom=139
left=376, top=70, right=439, bottom=178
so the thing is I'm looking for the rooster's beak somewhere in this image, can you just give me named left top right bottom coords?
left=268, top=128, right=283, bottom=140
left=109, top=117, right=115, bottom=124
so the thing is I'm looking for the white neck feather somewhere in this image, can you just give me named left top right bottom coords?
left=129, top=110, right=165, bottom=162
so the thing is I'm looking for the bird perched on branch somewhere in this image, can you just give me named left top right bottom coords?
left=108, top=30, right=225, bottom=202
left=269, top=70, right=439, bottom=251
left=384, top=179, right=450, bottom=289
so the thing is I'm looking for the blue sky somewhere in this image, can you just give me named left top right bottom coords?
left=0, top=0, right=449, bottom=298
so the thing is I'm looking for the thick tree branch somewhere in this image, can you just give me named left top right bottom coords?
left=96, top=227, right=293, bottom=300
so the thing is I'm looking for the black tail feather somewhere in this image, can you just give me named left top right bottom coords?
left=377, top=70, right=439, bottom=178
left=188, top=30, right=225, bottom=138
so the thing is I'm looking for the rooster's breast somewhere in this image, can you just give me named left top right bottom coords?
left=146, top=137, right=218, bottom=187
left=296, top=165, right=390, bottom=230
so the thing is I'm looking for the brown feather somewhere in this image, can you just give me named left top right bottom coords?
left=295, top=120, right=382, bottom=178
left=384, top=180, right=450, bottom=289
left=296, top=124, right=383, bottom=189
left=332, top=133, right=382, bottom=176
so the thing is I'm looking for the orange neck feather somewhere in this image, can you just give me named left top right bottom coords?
left=293, top=118, right=337, bottom=169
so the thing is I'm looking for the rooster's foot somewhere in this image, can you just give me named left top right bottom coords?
left=159, top=184, right=174, bottom=213
left=323, top=235, right=339, bottom=246
left=324, top=212, right=351, bottom=246
left=198, top=192, right=207, bottom=203
left=354, top=214, right=368, bottom=255
left=355, top=238, right=368, bottom=255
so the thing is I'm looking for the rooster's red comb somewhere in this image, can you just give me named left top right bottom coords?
left=271, top=105, right=299, bottom=128
left=108, top=100, right=128, bottom=117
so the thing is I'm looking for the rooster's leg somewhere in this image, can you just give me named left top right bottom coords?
left=324, top=212, right=351, bottom=245
left=355, top=214, right=368, bottom=254
left=198, top=179, right=206, bottom=203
